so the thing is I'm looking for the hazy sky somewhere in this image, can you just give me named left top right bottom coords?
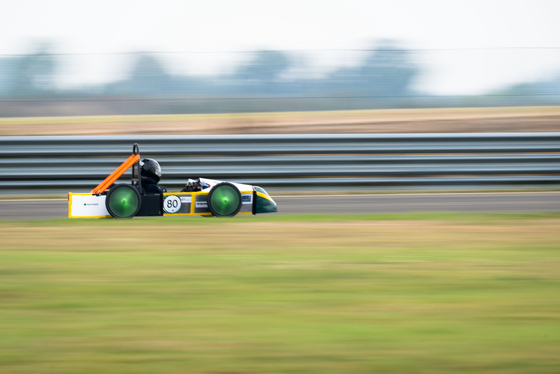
left=2, top=0, right=560, bottom=94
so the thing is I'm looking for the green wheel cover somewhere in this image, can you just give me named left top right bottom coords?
left=106, top=185, right=141, bottom=218
left=208, top=183, right=242, bottom=217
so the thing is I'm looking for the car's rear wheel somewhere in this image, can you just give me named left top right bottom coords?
left=207, top=182, right=242, bottom=217
left=106, top=184, right=141, bottom=218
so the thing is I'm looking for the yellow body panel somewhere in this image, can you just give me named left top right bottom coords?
left=161, top=190, right=254, bottom=216
left=69, top=189, right=257, bottom=218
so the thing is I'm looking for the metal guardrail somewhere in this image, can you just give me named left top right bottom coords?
left=1, top=133, right=559, bottom=195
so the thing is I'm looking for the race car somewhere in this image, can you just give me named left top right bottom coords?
left=68, top=143, right=277, bottom=219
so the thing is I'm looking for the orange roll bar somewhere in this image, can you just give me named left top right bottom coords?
left=91, top=154, right=140, bottom=194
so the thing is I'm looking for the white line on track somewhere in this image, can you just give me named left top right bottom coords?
left=277, top=191, right=560, bottom=198
left=2, top=191, right=560, bottom=200
left=2, top=191, right=560, bottom=202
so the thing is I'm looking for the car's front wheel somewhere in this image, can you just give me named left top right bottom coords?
left=207, top=182, right=242, bottom=217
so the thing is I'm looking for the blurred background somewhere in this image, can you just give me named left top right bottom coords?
left=1, top=0, right=560, bottom=195
left=2, top=42, right=560, bottom=117
left=1, top=0, right=560, bottom=117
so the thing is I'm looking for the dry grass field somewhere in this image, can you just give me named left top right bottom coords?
left=1, top=106, right=560, bottom=136
left=1, top=213, right=559, bottom=373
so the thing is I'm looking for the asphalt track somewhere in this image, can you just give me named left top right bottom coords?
left=0, top=192, right=559, bottom=220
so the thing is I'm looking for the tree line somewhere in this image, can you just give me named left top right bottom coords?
left=0, top=41, right=558, bottom=116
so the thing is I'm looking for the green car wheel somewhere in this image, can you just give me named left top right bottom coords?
left=105, top=184, right=141, bottom=218
left=208, top=182, right=242, bottom=217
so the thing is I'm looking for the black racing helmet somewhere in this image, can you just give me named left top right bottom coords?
left=140, top=158, right=162, bottom=182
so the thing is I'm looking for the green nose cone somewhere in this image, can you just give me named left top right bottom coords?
left=255, top=194, right=277, bottom=214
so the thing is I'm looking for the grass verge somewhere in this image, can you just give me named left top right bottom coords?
left=1, top=214, right=559, bottom=373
